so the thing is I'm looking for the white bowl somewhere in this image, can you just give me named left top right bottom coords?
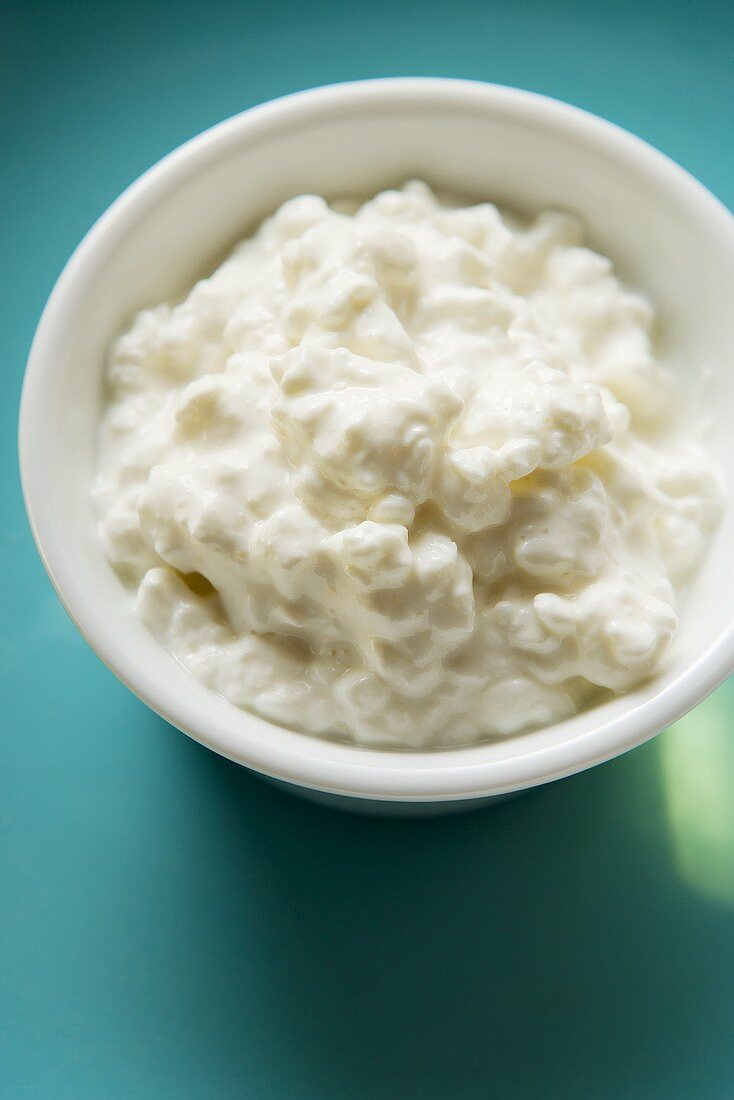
left=19, top=78, right=734, bottom=813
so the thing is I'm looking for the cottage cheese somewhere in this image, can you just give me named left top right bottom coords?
left=94, top=182, right=721, bottom=747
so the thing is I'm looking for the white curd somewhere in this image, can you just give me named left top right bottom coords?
left=94, top=182, right=721, bottom=747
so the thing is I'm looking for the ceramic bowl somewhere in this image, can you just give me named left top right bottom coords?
left=19, top=79, right=734, bottom=813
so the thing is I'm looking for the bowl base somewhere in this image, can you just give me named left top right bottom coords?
left=262, top=775, right=523, bottom=816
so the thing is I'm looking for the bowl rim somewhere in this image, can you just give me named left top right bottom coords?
left=18, top=76, right=734, bottom=802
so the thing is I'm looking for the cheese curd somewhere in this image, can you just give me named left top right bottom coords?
left=94, top=182, right=721, bottom=747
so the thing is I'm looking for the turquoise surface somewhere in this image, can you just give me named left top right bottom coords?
left=3, top=1, right=734, bottom=1096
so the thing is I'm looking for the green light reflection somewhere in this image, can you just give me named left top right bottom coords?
left=661, top=678, right=734, bottom=907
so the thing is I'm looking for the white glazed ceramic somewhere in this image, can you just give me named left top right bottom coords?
left=19, top=79, right=734, bottom=814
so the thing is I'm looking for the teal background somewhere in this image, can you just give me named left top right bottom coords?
left=2, top=0, right=734, bottom=1096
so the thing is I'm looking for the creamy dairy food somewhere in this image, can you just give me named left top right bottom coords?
left=94, top=182, right=721, bottom=748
